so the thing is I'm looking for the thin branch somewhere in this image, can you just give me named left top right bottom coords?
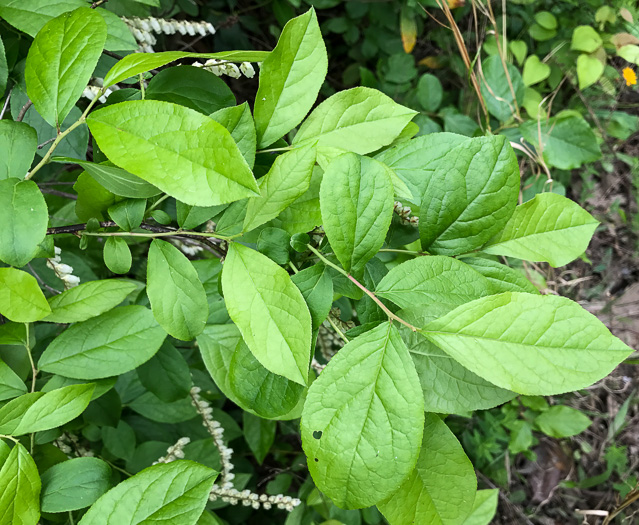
left=40, top=188, right=77, bottom=200
left=37, top=137, right=57, bottom=149
left=16, top=100, right=33, bottom=122
left=0, top=89, right=12, bottom=120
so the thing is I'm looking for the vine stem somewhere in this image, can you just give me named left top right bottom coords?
left=24, top=324, right=37, bottom=393
left=307, top=245, right=418, bottom=332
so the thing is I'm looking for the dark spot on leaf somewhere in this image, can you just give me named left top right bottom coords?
left=314, top=458, right=318, bottom=462
left=313, top=430, right=322, bottom=439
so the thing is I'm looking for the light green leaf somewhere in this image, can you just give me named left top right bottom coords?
left=176, top=202, right=225, bottom=230
left=244, top=146, right=316, bottom=232
left=292, top=87, right=417, bottom=154
left=376, top=256, right=492, bottom=310
left=509, top=40, right=527, bottom=66
left=9, top=383, right=94, bottom=435
left=618, top=44, right=639, bottom=65
left=459, top=257, right=539, bottom=294
left=0, top=359, right=27, bottom=402
left=0, top=121, right=37, bottom=180
left=97, top=8, right=137, bottom=52
left=301, top=323, right=424, bottom=509
left=254, top=8, right=327, bottom=148
left=291, top=264, right=333, bottom=331
left=78, top=461, right=217, bottom=525
left=399, top=305, right=515, bottom=414
left=0, top=393, right=43, bottom=435
left=535, top=406, right=591, bottom=438
left=522, top=55, right=551, bottom=86
left=87, top=100, right=259, bottom=207
left=25, top=7, right=107, bottom=127
left=0, top=268, right=50, bottom=322
left=481, top=193, right=599, bottom=267
left=0, top=442, right=41, bottom=525
left=0, top=178, right=49, bottom=268
left=53, top=157, right=162, bottom=198
left=571, top=26, right=602, bottom=53
left=576, top=53, right=604, bottom=90
left=520, top=115, right=602, bottom=170
left=210, top=103, right=256, bottom=169
left=374, top=133, right=470, bottom=205
left=147, top=240, right=208, bottom=341
left=320, top=153, right=394, bottom=276
left=222, top=243, right=312, bottom=386
left=421, top=292, right=633, bottom=395
left=103, top=50, right=270, bottom=89
left=462, top=489, right=499, bottom=525
left=38, top=305, right=166, bottom=379
left=44, top=279, right=138, bottom=323
left=379, top=414, right=476, bottom=525
left=41, top=457, right=111, bottom=513
left=419, top=135, right=519, bottom=255
left=108, top=199, right=146, bottom=231
left=271, top=165, right=323, bottom=234
left=103, top=237, right=132, bottom=275
left=0, top=0, right=85, bottom=37
left=74, top=172, right=119, bottom=222
left=480, top=55, right=525, bottom=122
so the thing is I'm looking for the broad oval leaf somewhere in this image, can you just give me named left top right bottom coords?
left=38, top=305, right=167, bottom=379
left=25, top=7, right=107, bottom=127
left=301, top=323, right=424, bottom=509
left=480, top=192, right=599, bottom=267
left=291, top=263, right=333, bottom=331
left=320, top=153, right=394, bottom=276
left=293, top=87, right=418, bottom=155
left=479, top=55, right=525, bottom=122
left=459, top=257, right=539, bottom=294
left=419, top=135, right=520, bottom=255
left=0, top=121, right=37, bottom=180
left=421, top=292, right=633, bottom=395
left=137, top=341, right=192, bottom=403
left=244, top=145, right=316, bottom=232
left=0, top=178, right=49, bottom=268
left=78, top=460, right=217, bottom=525
left=41, top=457, right=111, bottom=513
left=0, top=0, right=85, bottom=37
left=0, top=360, right=27, bottom=402
left=147, top=240, right=208, bottom=341
left=0, top=392, right=43, bottom=435
left=0, top=442, right=40, bottom=525
left=222, top=243, right=312, bottom=386
left=463, top=489, right=499, bottom=525
left=0, top=268, right=50, bottom=322
left=103, top=237, right=132, bottom=275
left=375, top=256, right=492, bottom=310
left=254, top=8, right=328, bottom=148
left=87, top=100, right=259, bottom=206
left=378, top=414, right=476, bottom=525
left=210, top=103, right=256, bottom=169
left=44, top=279, right=138, bottom=323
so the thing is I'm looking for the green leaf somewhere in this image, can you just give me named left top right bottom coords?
left=416, top=73, right=443, bottom=113
left=0, top=0, right=85, bottom=37
left=128, top=391, right=196, bottom=423
left=0, top=322, right=29, bottom=346
left=146, top=66, right=235, bottom=115
left=522, top=55, right=551, bottom=86
left=196, top=324, right=243, bottom=403
left=535, top=11, right=557, bottom=30
left=399, top=305, right=515, bottom=414
left=535, top=406, right=592, bottom=438
left=0, top=268, right=50, bottom=322
left=0, top=442, right=41, bottom=525
left=243, top=412, right=276, bottom=465
left=103, top=50, right=269, bottom=88
left=38, top=305, right=166, bottom=379
left=87, top=100, right=259, bottom=207
left=271, top=165, right=323, bottom=234
left=244, top=146, right=316, bottom=232
left=571, top=26, right=602, bottom=53
left=137, top=341, right=192, bottom=403
left=78, top=461, right=217, bottom=525
left=480, top=193, right=599, bottom=267
left=378, top=414, right=476, bottom=525
left=257, top=227, right=291, bottom=265
left=576, top=53, right=604, bottom=90
left=320, top=153, right=394, bottom=276
left=376, top=256, right=492, bottom=310
left=419, top=135, right=519, bottom=255
left=0, top=121, right=37, bottom=180
left=0, top=35, right=6, bottom=97
left=222, top=243, right=312, bottom=386
left=147, top=240, right=208, bottom=341
left=480, top=55, right=525, bottom=122
left=291, top=264, right=333, bottom=331
left=254, top=8, right=327, bottom=148
left=74, top=172, right=120, bottom=222
left=462, top=489, right=498, bottom=525
left=229, top=340, right=305, bottom=419
left=42, top=376, right=116, bottom=401
left=44, top=279, right=137, bottom=323
left=509, top=40, right=527, bottom=66
left=520, top=115, right=602, bottom=170
left=0, top=359, right=27, bottom=402
left=459, top=257, right=539, bottom=294
left=25, top=7, right=107, bottom=127
left=53, top=157, right=162, bottom=199
left=108, top=199, right=146, bottom=231
left=0, top=393, right=43, bottom=435
left=97, top=8, right=137, bottom=52
left=374, top=133, right=470, bottom=204
left=41, top=457, right=111, bottom=513
left=292, top=87, right=417, bottom=154
left=103, top=237, right=132, bottom=275
left=301, top=323, right=424, bottom=509
left=0, top=178, right=49, bottom=268
left=102, top=420, right=135, bottom=460
left=421, top=292, right=633, bottom=395
left=176, top=202, right=225, bottom=230
left=210, top=103, right=257, bottom=169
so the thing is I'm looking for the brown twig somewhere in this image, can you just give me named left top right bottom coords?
left=16, top=100, right=33, bottom=122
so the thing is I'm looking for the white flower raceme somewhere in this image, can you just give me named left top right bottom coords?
left=154, top=437, right=191, bottom=464
left=192, top=59, right=256, bottom=79
left=47, top=247, right=80, bottom=289
left=122, top=16, right=216, bottom=53
left=394, top=201, right=418, bottom=226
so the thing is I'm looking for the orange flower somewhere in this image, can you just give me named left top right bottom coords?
left=623, top=67, right=637, bottom=86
